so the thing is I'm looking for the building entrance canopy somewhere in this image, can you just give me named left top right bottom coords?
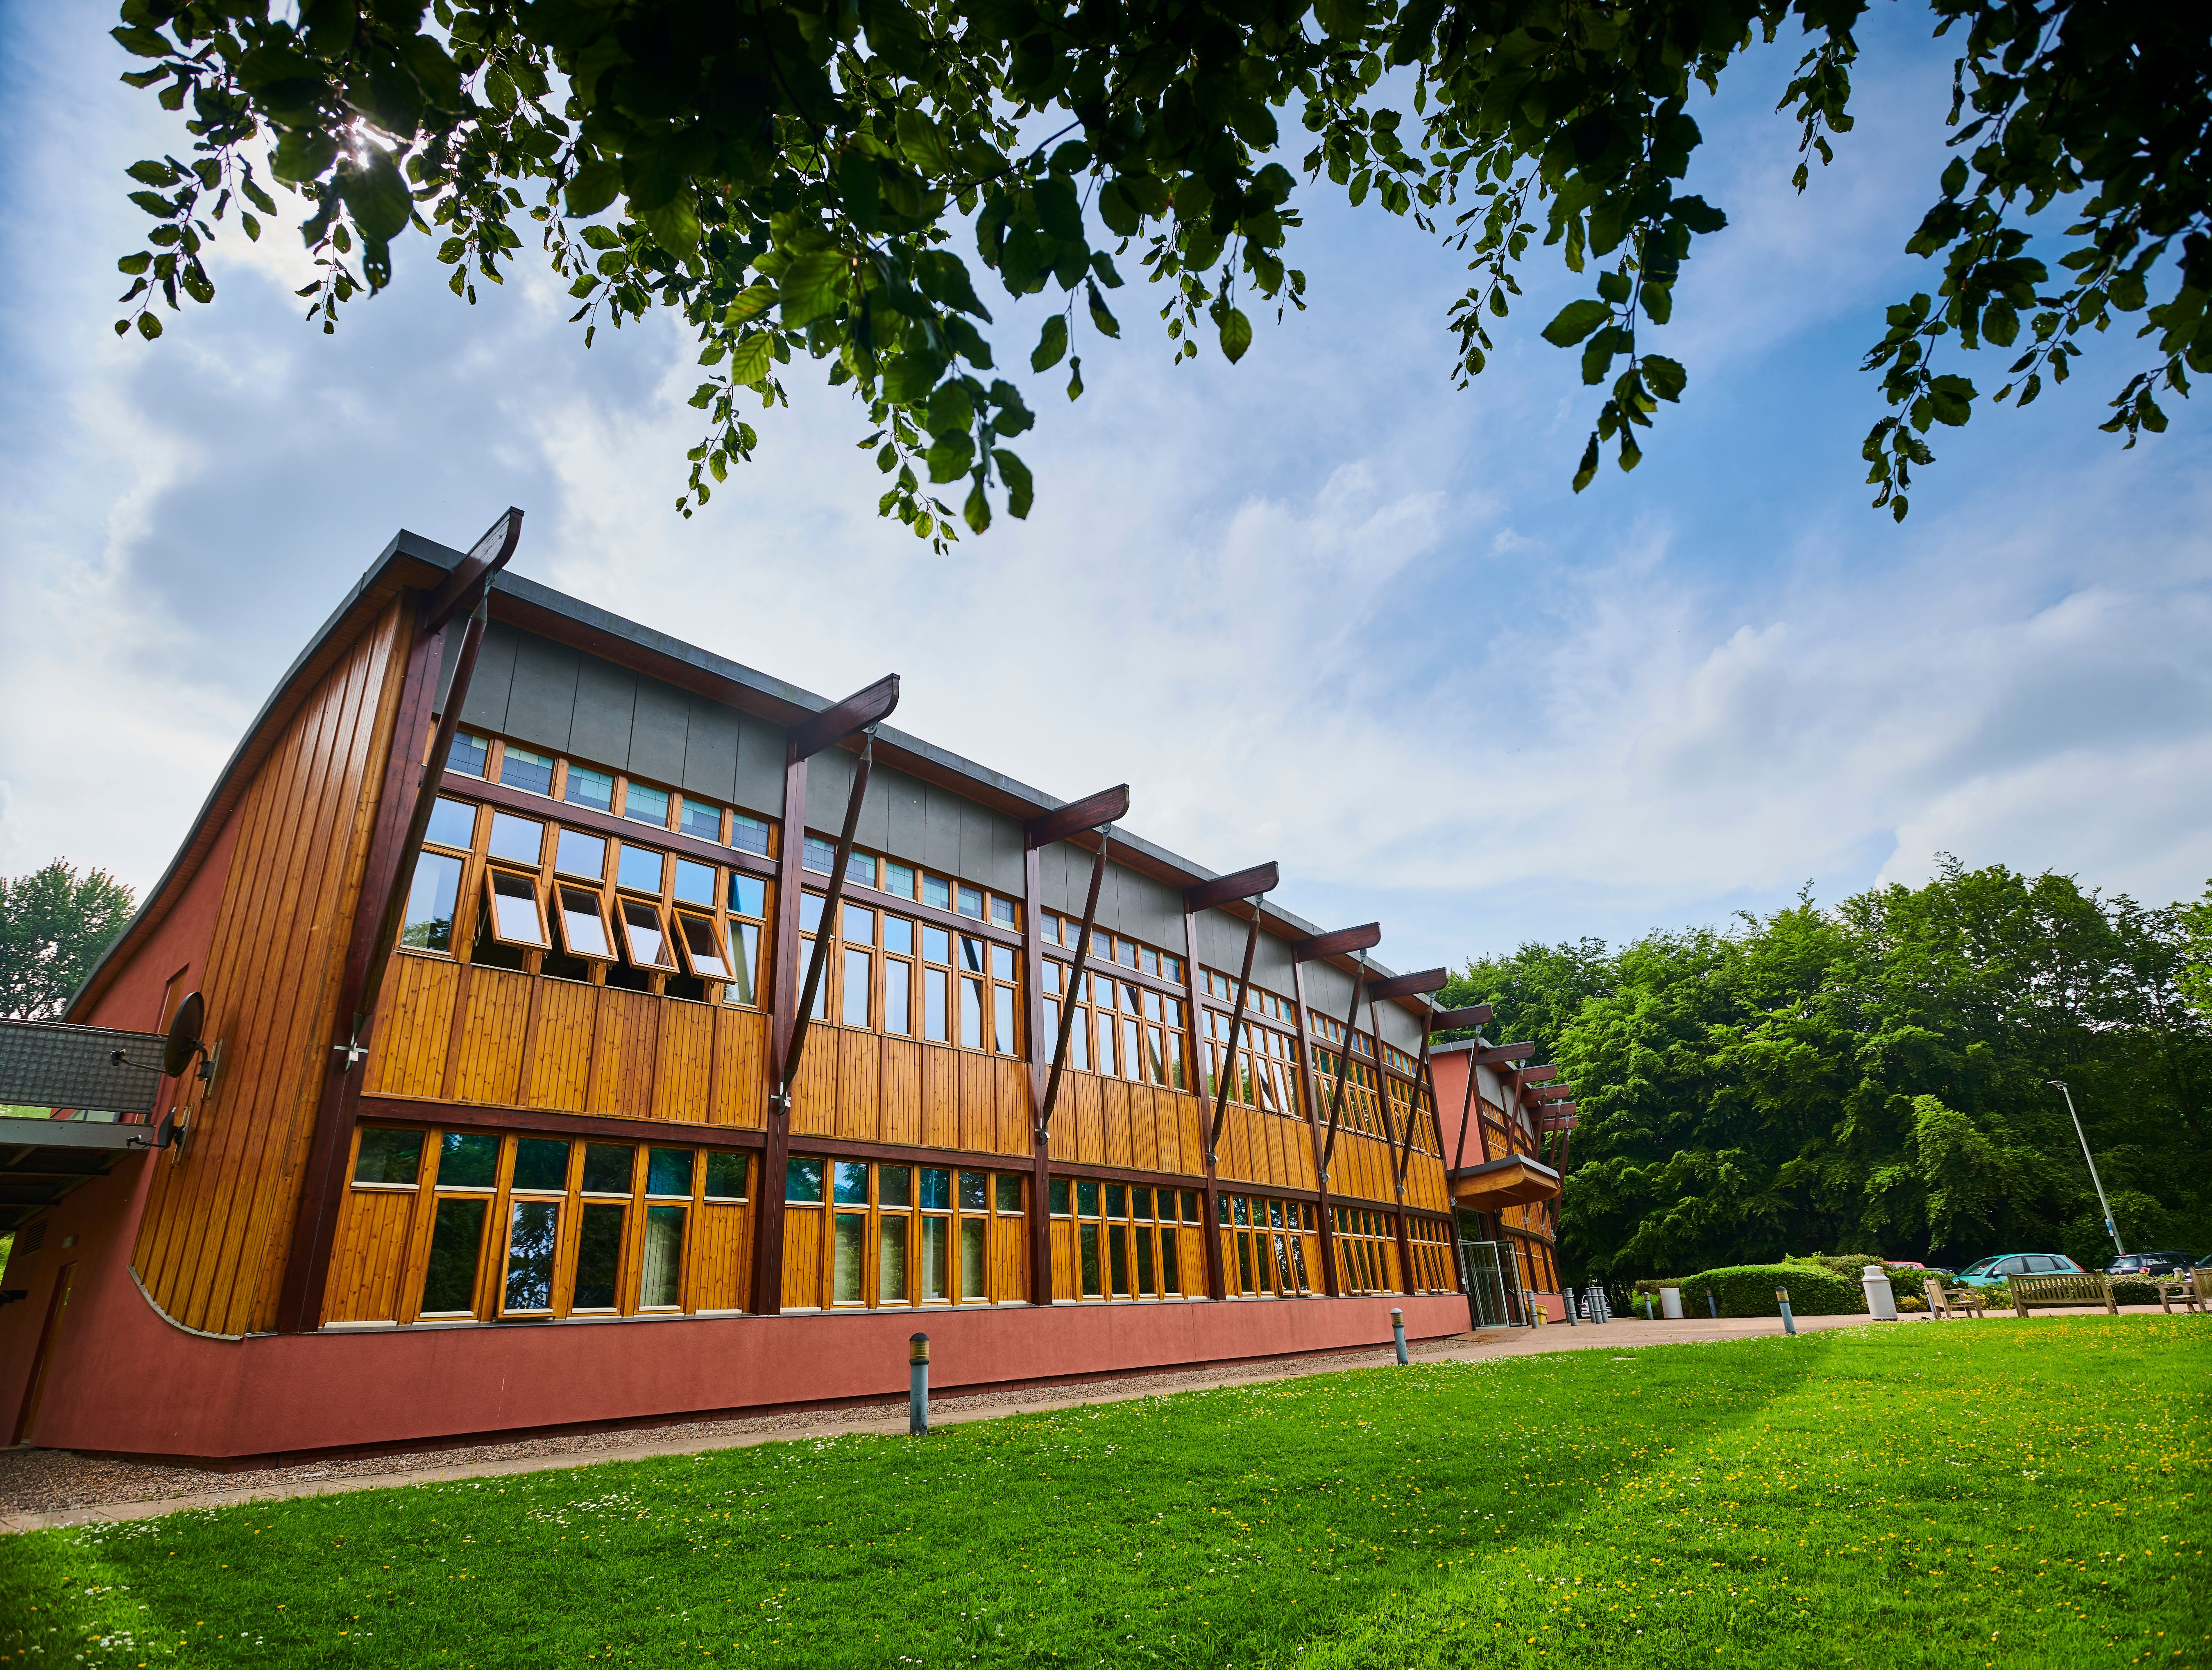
left=1449, top=1153, right=1560, bottom=1211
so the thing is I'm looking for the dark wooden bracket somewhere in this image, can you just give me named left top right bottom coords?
left=1203, top=871, right=1279, bottom=1162
left=1433, top=1004, right=1493, bottom=1031
left=1452, top=1032, right=1484, bottom=1174
left=420, top=507, right=522, bottom=636
left=1292, top=922, right=1380, bottom=963
left=789, top=674, right=899, bottom=761
left=1185, top=862, right=1279, bottom=917
left=1316, top=951, right=1370, bottom=1181
left=1035, top=823, right=1114, bottom=1138
left=778, top=729, right=879, bottom=1109
left=1395, top=1003, right=1443, bottom=1187
left=1476, top=1042, right=1538, bottom=1066
left=1365, top=967, right=1448, bottom=1004
left=1026, top=784, right=1129, bottom=850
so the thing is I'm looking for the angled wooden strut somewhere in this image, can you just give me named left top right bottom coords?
left=1199, top=864, right=1279, bottom=1162
left=1314, top=950, right=1371, bottom=1181
left=779, top=707, right=897, bottom=1112
left=1371, top=969, right=1448, bottom=1185
left=1033, top=814, right=1123, bottom=1138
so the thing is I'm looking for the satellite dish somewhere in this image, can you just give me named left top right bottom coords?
left=163, top=991, right=206, bottom=1078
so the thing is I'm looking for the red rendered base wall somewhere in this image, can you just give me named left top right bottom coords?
left=6, top=1162, right=1474, bottom=1463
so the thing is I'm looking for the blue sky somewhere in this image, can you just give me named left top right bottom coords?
left=3, top=1, right=2208, bottom=974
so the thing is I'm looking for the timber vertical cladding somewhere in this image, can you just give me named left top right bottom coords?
left=133, top=600, right=414, bottom=1337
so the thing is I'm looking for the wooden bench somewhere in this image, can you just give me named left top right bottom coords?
left=2152, top=1267, right=2208, bottom=1315
left=2010, top=1271, right=2116, bottom=1317
left=1924, top=1275, right=1985, bottom=1319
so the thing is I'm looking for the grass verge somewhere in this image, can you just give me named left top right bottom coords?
left=3, top=1317, right=2205, bottom=1668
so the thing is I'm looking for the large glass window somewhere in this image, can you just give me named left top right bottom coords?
left=424, top=796, right=476, bottom=851
left=353, top=1128, right=422, bottom=1186
left=503, top=1199, right=560, bottom=1312
left=420, top=1197, right=487, bottom=1315
left=436, top=1131, right=500, bottom=1189
left=640, top=1206, right=685, bottom=1307
left=400, top=852, right=464, bottom=952
left=572, top=1202, right=626, bottom=1310
left=499, top=745, right=555, bottom=797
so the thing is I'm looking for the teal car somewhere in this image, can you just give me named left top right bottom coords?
left=1953, top=1252, right=2086, bottom=1288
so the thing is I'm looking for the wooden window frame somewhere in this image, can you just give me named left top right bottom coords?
left=482, top=866, right=552, bottom=952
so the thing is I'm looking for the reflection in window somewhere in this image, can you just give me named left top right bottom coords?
left=504, top=1199, right=560, bottom=1311
left=557, top=887, right=613, bottom=960
left=640, top=1205, right=685, bottom=1307
left=582, top=1143, right=635, bottom=1194
left=573, top=1202, right=625, bottom=1310
left=624, top=781, right=671, bottom=828
left=681, top=799, right=722, bottom=842
left=621, top=900, right=675, bottom=968
left=437, top=1131, right=500, bottom=1189
left=843, top=947, right=871, bottom=1026
left=648, top=1148, right=695, bottom=1196
left=885, top=959, right=911, bottom=1035
left=921, top=1216, right=950, bottom=1302
left=555, top=828, right=606, bottom=878
left=704, top=1151, right=749, bottom=1199
left=673, top=858, right=716, bottom=906
left=424, top=796, right=476, bottom=850
left=617, top=844, right=665, bottom=895
left=419, top=1197, right=487, bottom=1315
left=500, top=745, right=555, bottom=796
left=961, top=1218, right=987, bottom=1299
left=400, top=852, right=463, bottom=951
left=447, top=731, right=490, bottom=778
left=833, top=1212, right=866, bottom=1304
left=488, top=871, right=548, bottom=947
left=786, top=1157, right=825, bottom=1202
left=512, top=1137, right=570, bottom=1192
left=565, top=764, right=614, bottom=814
left=353, top=1128, right=422, bottom=1185
left=732, top=813, right=771, bottom=857
left=728, top=873, right=767, bottom=918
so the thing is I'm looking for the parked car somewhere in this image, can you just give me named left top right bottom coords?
left=2106, top=1251, right=2196, bottom=1278
left=1952, top=1253, right=2087, bottom=1288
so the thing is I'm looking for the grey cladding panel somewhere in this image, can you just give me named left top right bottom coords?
left=923, top=788, right=962, bottom=876
left=1038, top=843, right=1074, bottom=915
left=1195, top=909, right=1251, bottom=972
left=958, top=800, right=1006, bottom=889
left=503, top=633, right=581, bottom=755
left=1302, top=957, right=1357, bottom=1020
left=628, top=677, right=691, bottom=787
left=567, top=654, right=637, bottom=770
left=1377, top=1000, right=1424, bottom=1052
left=457, top=620, right=519, bottom=733
left=878, top=768, right=927, bottom=864
left=1250, top=929, right=1296, bottom=1001
left=733, top=714, right=785, bottom=818
left=805, top=748, right=855, bottom=834
left=1115, top=866, right=1182, bottom=948
left=682, top=698, right=741, bottom=804
left=992, top=818, right=1026, bottom=895
left=853, top=760, right=891, bottom=850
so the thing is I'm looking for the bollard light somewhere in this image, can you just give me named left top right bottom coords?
left=909, top=1332, right=931, bottom=1435
left=1390, top=1307, right=1409, bottom=1366
left=1776, top=1286, right=1796, bottom=1337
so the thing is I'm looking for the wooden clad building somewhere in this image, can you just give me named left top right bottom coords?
left=0, top=522, right=1488, bottom=1461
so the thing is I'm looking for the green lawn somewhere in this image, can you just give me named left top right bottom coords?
left=5, top=1318, right=2206, bottom=1669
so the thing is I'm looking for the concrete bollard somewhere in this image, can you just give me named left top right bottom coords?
left=909, top=1332, right=930, bottom=1434
left=1391, top=1307, right=1409, bottom=1365
left=1776, top=1286, right=1796, bottom=1337
left=1862, top=1264, right=1897, bottom=1321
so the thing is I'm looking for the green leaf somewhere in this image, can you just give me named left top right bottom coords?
left=996, top=448, right=1034, bottom=519
left=962, top=477, right=992, bottom=535
left=128, top=190, right=173, bottom=218
left=565, top=160, right=623, bottom=220
left=125, top=160, right=177, bottom=188
left=1541, top=299, right=1610, bottom=348
left=725, top=281, right=779, bottom=324
left=336, top=147, right=410, bottom=244
left=1034, top=177, right=1084, bottom=244
left=915, top=251, right=991, bottom=322
left=1641, top=355, right=1688, bottom=403
left=1066, top=354, right=1083, bottom=401
left=639, top=197, right=701, bottom=265
left=882, top=349, right=948, bottom=404
left=111, top=23, right=172, bottom=57
left=1031, top=315, right=1068, bottom=372
left=895, top=109, right=953, bottom=177
left=1571, top=432, right=1598, bottom=493
left=117, top=252, right=153, bottom=275
left=136, top=311, right=163, bottom=340
left=1217, top=306, right=1252, bottom=364
left=1086, top=279, right=1120, bottom=340
left=777, top=251, right=846, bottom=326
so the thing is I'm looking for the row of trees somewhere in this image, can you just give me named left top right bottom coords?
left=1443, top=861, right=2212, bottom=1282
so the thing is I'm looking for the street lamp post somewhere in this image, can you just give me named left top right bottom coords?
left=2047, top=1079, right=2124, bottom=1259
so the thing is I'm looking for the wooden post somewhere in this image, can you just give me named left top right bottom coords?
left=749, top=750, right=808, bottom=1318
left=1289, top=958, right=1339, bottom=1297
left=1023, top=843, right=1053, bottom=1305
left=1183, top=906, right=1225, bottom=1301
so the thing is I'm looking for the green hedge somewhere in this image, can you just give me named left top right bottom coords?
left=1682, top=1263, right=1863, bottom=1318
left=2112, top=1277, right=2161, bottom=1306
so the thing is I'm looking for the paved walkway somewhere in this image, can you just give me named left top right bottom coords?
left=3, top=1305, right=2181, bottom=1536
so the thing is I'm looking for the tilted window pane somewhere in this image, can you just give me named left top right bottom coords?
left=842, top=948, right=872, bottom=1027
left=624, top=782, right=671, bottom=827
left=420, top=1196, right=487, bottom=1314
left=503, top=1200, right=560, bottom=1311
left=678, top=913, right=731, bottom=979
left=582, top=1143, right=634, bottom=1194
left=704, top=1151, right=749, bottom=1200
left=621, top=900, right=674, bottom=967
left=921, top=1216, right=951, bottom=1301
left=556, top=828, right=607, bottom=879
left=878, top=1215, right=909, bottom=1303
left=424, top=797, right=476, bottom=851
left=648, top=1148, right=695, bottom=1197
left=617, top=844, right=665, bottom=894
left=400, top=852, right=464, bottom=951
left=499, top=744, right=555, bottom=795
left=833, top=1212, right=866, bottom=1304
left=961, top=1218, right=988, bottom=1299
left=446, top=731, right=489, bottom=778
left=673, top=858, right=716, bottom=906
left=565, top=764, right=614, bottom=814
left=640, top=1205, right=685, bottom=1307
left=558, top=888, right=612, bottom=959
left=512, top=1138, right=570, bottom=1192
left=572, top=1202, right=625, bottom=1310
left=437, top=1131, right=500, bottom=1190
left=833, top=1160, right=870, bottom=1205
left=786, top=1157, right=825, bottom=1203
left=489, top=872, right=547, bottom=945
left=353, top=1128, right=422, bottom=1186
